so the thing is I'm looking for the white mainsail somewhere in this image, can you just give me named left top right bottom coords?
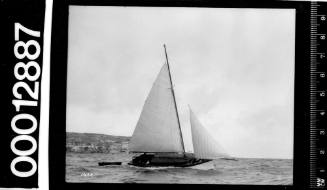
left=129, top=64, right=184, bottom=153
left=189, top=107, right=229, bottom=159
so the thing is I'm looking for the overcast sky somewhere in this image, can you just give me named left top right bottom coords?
left=67, top=6, right=295, bottom=159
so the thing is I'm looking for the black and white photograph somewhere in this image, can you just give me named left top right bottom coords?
left=65, top=6, right=295, bottom=184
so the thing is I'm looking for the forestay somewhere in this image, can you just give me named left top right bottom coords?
left=189, top=107, right=229, bottom=159
left=129, top=64, right=184, bottom=153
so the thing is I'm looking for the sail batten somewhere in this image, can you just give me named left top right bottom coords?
left=129, top=64, right=185, bottom=153
left=189, top=107, right=229, bottom=159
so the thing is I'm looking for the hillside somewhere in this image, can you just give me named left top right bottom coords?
left=66, top=132, right=131, bottom=153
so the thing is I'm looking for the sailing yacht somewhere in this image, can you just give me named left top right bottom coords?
left=128, top=45, right=228, bottom=167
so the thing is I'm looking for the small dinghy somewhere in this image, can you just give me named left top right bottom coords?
left=98, top=162, right=122, bottom=166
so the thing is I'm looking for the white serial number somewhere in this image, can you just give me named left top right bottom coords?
left=10, top=23, right=41, bottom=178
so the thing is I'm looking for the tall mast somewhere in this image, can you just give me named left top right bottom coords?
left=163, top=44, right=185, bottom=153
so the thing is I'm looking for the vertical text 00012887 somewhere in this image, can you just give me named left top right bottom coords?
left=10, top=23, right=42, bottom=178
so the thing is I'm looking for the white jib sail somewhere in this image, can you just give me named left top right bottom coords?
left=189, top=107, right=229, bottom=159
left=129, top=64, right=184, bottom=153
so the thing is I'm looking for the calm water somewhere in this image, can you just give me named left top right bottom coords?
left=66, top=152, right=293, bottom=184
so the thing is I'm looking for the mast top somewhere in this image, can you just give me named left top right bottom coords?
left=163, top=44, right=169, bottom=65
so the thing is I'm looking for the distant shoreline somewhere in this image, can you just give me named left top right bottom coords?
left=66, top=131, right=131, bottom=139
left=66, top=132, right=130, bottom=153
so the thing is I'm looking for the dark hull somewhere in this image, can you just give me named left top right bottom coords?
left=98, top=162, right=122, bottom=166
left=128, top=153, right=211, bottom=167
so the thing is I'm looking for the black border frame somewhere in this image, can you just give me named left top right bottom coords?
left=50, top=0, right=310, bottom=189
left=0, top=0, right=45, bottom=187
